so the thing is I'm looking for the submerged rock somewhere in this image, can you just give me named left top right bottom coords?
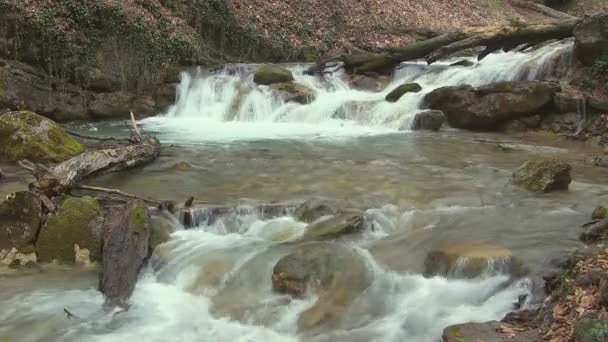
left=574, top=13, right=608, bottom=65
left=410, top=110, right=445, bottom=131
left=512, top=157, right=572, bottom=193
left=0, top=111, right=85, bottom=163
left=423, top=81, right=560, bottom=131
left=293, top=198, right=342, bottom=223
left=0, top=191, right=42, bottom=254
left=253, top=65, right=294, bottom=85
left=272, top=243, right=372, bottom=334
left=350, top=74, right=392, bottom=92
left=299, top=210, right=365, bottom=241
left=424, top=243, right=525, bottom=278
left=270, top=82, right=316, bottom=104
left=385, top=82, right=422, bottom=102
left=36, top=196, right=104, bottom=264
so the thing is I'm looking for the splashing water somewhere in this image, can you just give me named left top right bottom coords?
left=141, top=40, right=574, bottom=143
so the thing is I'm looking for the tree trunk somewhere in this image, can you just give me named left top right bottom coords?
left=19, top=137, right=161, bottom=196
left=99, top=200, right=151, bottom=309
left=510, top=0, right=578, bottom=20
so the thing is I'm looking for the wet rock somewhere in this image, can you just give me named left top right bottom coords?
left=0, top=191, right=42, bottom=254
left=423, top=81, right=560, bottom=131
left=99, top=200, right=152, bottom=308
left=36, top=196, right=104, bottom=264
left=424, top=243, right=525, bottom=278
left=350, top=74, right=392, bottom=92
left=189, top=259, right=229, bottom=294
left=253, top=65, right=294, bottom=85
left=0, top=247, right=36, bottom=266
left=89, top=91, right=158, bottom=119
left=385, top=82, right=422, bottom=102
left=574, top=13, right=608, bottom=65
left=593, top=206, right=608, bottom=220
left=172, top=161, right=193, bottom=171
left=540, top=112, right=579, bottom=133
left=270, top=82, right=315, bottom=104
left=450, top=59, right=475, bottom=67
left=554, top=87, right=585, bottom=114
left=0, top=111, right=85, bottom=163
left=272, top=243, right=372, bottom=335
left=580, top=219, right=608, bottom=243
left=410, top=110, right=445, bottom=131
left=502, top=119, right=529, bottom=133
left=293, top=198, right=342, bottom=223
left=299, top=210, right=365, bottom=241
left=443, top=321, right=538, bottom=342
left=520, top=114, right=542, bottom=129
left=512, top=157, right=572, bottom=193
left=149, top=212, right=176, bottom=251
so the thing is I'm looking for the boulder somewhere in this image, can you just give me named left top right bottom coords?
left=272, top=243, right=372, bottom=334
left=385, top=82, right=422, bottom=102
left=410, top=110, right=446, bottom=131
left=502, top=119, right=529, bottom=133
left=512, top=157, right=572, bottom=193
left=580, top=219, right=608, bottom=243
left=424, top=243, right=525, bottom=278
left=520, top=114, right=542, bottom=129
left=0, top=191, right=42, bottom=254
left=270, top=82, right=316, bottom=104
left=423, top=81, right=560, bottom=130
left=299, top=210, right=365, bottom=241
left=540, top=112, right=579, bottom=133
left=592, top=206, right=607, bottom=220
left=574, top=13, right=608, bottom=65
left=253, top=65, right=294, bottom=85
left=589, top=95, right=608, bottom=112
left=350, top=74, right=392, bottom=92
left=36, top=196, right=104, bottom=264
left=293, top=198, right=342, bottom=223
left=554, top=87, right=585, bottom=114
left=450, top=59, right=475, bottom=67
left=89, top=91, right=158, bottom=119
left=0, top=111, right=85, bottom=163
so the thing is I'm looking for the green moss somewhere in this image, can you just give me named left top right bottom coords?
left=131, top=200, right=147, bottom=233
left=254, top=65, right=294, bottom=85
left=512, top=157, right=572, bottom=193
left=37, top=196, right=103, bottom=264
left=0, top=111, right=85, bottom=163
left=385, top=83, right=423, bottom=102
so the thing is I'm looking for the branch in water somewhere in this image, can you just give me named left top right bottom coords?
left=75, top=185, right=165, bottom=205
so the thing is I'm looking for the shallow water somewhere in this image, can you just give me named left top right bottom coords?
left=1, top=39, right=606, bottom=342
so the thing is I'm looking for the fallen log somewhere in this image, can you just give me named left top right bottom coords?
left=510, top=0, right=578, bottom=20
left=19, top=136, right=161, bottom=196
left=99, top=200, right=152, bottom=309
left=306, top=17, right=581, bottom=75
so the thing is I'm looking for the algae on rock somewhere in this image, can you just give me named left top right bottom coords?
left=512, top=157, right=572, bottom=193
left=254, top=65, right=294, bottom=85
left=0, top=111, right=85, bottom=163
left=36, top=196, right=104, bottom=264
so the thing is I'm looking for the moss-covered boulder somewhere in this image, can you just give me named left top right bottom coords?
left=253, top=65, right=294, bottom=85
left=270, top=82, right=316, bottom=104
left=424, top=243, right=526, bottom=278
left=0, top=191, right=42, bottom=254
left=36, top=196, right=104, bottom=264
left=385, top=82, right=422, bottom=102
left=512, top=157, right=572, bottom=193
left=149, top=212, right=176, bottom=251
left=593, top=206, right=607, bottom=220
left=0, top=111, right=85, bottom=163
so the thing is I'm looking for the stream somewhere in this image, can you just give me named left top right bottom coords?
left=1, top=39, right=607, bottom=342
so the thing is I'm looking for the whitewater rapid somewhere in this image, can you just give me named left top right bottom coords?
left=141, top=39, right=573, bottom=143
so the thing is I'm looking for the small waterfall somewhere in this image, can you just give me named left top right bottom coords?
left=575, top=96, right=588, bottom=135
left=141, top=40, right=575, bottom=142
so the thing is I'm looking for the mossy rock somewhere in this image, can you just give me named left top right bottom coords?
left=593, top=206, right=608, bottom=220
left=0, top=111, right=85, bottom=163
left=36, top=196, right=104, bottom=264
left=385, top=83, right=422, bottom=102
left=575, top=316, right=608, bottom=342
left=0, top=191, right=42, bottom=253
left=253, top=65, right=294, bottom=85
left=270, top=82, right=316, bottom=104
left=424, top=243, right=526, bottom=278
left=512, top=157, right=572, bottom=193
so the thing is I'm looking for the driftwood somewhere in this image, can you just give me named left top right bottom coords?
left=65, top=130, right=131, bottom=142
left=510, top=0, right=578, bottom=20
left=75, top=185, right=165, bottom=205
left=307, top=17, right=581, bottom=75
left=19, top=137, right=161, bottom=196
left=99, top=200, right=151, bottom=309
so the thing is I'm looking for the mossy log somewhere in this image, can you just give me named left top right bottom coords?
left=307, top=18, right=581, bottom=75
left=19, top=137, right=161, bottom=196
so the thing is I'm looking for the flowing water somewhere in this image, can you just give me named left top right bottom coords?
left=2, top=39, right=607, bottom=342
